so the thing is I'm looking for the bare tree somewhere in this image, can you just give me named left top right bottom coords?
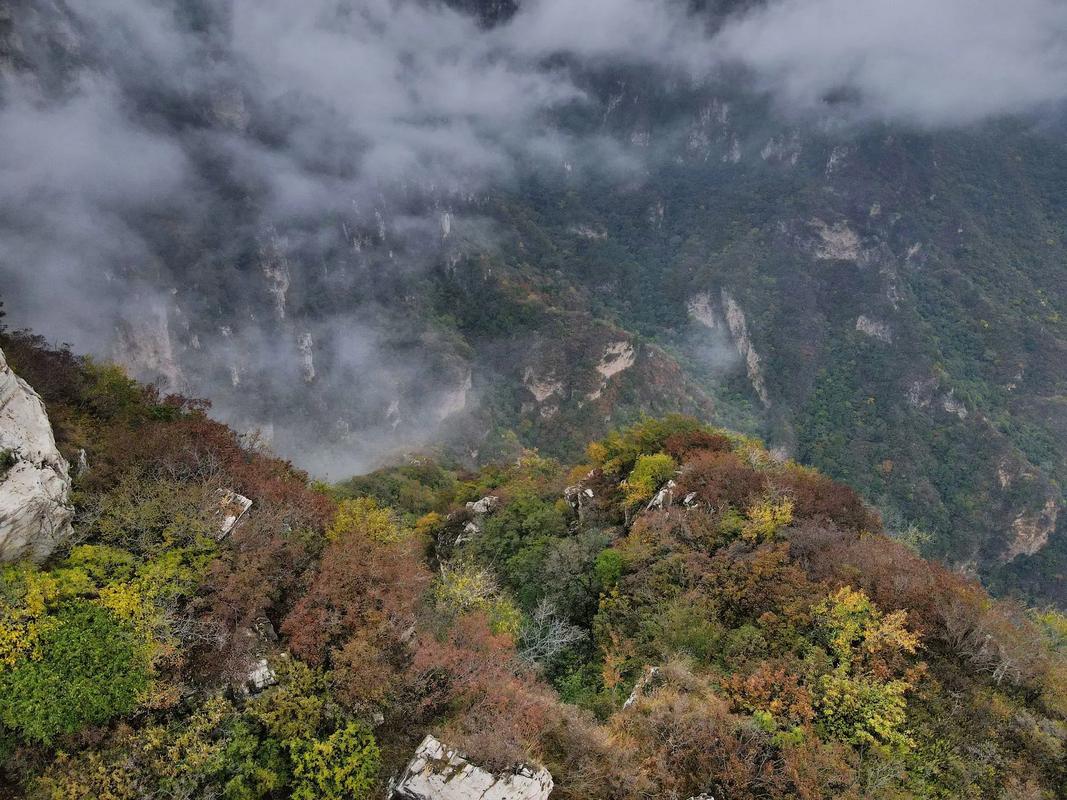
left=518, top=598, right=585, bottom=663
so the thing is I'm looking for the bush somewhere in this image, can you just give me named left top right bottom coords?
left=0, top=602, right=150, bottom=744
left=289, top=723, right=381, bottom=800
left=623, top=453, right=677, bottom=508
left=676, top=451, right=767, bottom=510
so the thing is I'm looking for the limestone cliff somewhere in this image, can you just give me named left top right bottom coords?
left=0, top=346, right=73, bottom=562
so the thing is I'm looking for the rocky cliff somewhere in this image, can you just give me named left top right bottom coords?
left=0, top=345, right=72, bottom=562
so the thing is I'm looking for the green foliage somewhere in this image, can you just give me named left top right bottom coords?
left=587, top=415, right=707, bottom=476
left=0, top=602, right=150, bottom=744
left=593, top=548, right=624, bottom=590
left=289, top=723, right=381, bottom=800
left=87, top=474, right=219, bottom=555
left=473, top=492, right=567, bottom=575
left=622, top=453, right=677, bottom=508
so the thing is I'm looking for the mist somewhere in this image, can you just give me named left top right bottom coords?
left=3, top=0, right=1066, bottom=477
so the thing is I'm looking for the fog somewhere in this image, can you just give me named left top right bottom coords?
left=2, top=0, right=1065, bottom=476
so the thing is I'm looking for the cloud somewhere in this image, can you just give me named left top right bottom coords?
left=713, top=0, right=1067, bottom=125
left=4, top=0, right=1067, bottom=475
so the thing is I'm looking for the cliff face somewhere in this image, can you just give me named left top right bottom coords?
left=0, top=346, right=73, bottom=562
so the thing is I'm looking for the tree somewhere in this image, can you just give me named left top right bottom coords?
left=622, top=453, right=677, bottom=508
left=289, top=723, right=381, bottom=800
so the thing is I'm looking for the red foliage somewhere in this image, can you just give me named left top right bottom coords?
left=664, top=430, right=733, bottom=462
left=675, top=451, right=767, bottom=510
left=775, top=469, right=881, bottom=532
left=408, top=613, right=555, bottom=769
left=281, top=529, right=430, bottom=664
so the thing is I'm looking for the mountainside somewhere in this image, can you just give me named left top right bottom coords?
left=0, top=330, right=1063, bottom=799
left=0, top=1, right=1064, bottom=610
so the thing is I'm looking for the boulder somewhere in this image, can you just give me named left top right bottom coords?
left=465, top=495, right=501, bottom=516
left=647, top=479, right=677, bottom=511
left=216, top=488, right=252, bottom=538
left=0, top=347, right=73, bottom=562
left=391, top=735, right=553, bottom=800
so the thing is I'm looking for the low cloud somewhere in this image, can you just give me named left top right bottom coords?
left=714, top=0, right=1067, bottom=125
left=3, top=0, right=1067, bottom=475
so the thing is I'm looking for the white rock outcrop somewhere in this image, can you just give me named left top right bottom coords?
left=392, top=735, right=553, bottom=800
left=0, top=347, right=73, bottom=562
left=216, top=489, right=252, bottom=538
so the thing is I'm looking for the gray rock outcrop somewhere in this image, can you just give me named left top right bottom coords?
left=0, top=347, right=73, bottom=562
left=391, top=735, right=553, bottom=800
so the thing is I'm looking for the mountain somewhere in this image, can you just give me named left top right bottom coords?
left=0, top=330, right=1063, bottom=798
left=0, top=1, right=1064, bottom=610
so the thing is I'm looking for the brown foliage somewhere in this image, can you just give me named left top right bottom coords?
left=281, top=529, right=429, bottom=664
left=664, top=430, right=733, bottom=462
left=721, top=662, right=815, bottom=727
left=702, top=541, right=820, bottom=627
left=408, top=613, right=555, bottom=770
left=619, top=682, right=787, bottom=799
left=775, top=468, right=881, bottom=532
left=675, top=451, right=767, bottom=510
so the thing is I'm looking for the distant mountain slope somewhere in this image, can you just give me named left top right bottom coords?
left=0, top=0, right=1063, bottom=605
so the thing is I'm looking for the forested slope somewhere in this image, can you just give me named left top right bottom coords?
left=0, top=331, right=1063, bottom=799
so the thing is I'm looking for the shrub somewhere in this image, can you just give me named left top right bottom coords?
left=0, top=602, right=151, bottom=744
left=327, top=497, right=400, bottom=542
left=289, top=723, right=381, bottom=800
left=622, top=453, right=677, bottom=508
left=675, top=451, right=767, bottom=510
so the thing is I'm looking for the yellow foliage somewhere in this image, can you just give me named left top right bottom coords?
left=742, top=497, right=794, bottom=541
left=0, top=566, right=62, bottom=667
left=414, top=512, right=444, bottom=538
left=327, top=498, right=400, bottom=542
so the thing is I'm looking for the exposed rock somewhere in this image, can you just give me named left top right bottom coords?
left=721, top=290, right=771, bottom=408
left=216, top=488, right=252, bottom=538
left=436, top=370, right=472, bottom=421
left=246, top=658, right=277, bottom=691
left=855, top=315, right=893, bottom=343
left=1003, top=497, right=1059, bottom=562
left=391, top=735, right=553, bottom=800
left=812, top=219, right=863, bottom=262
left=523, top=368, right=563, bottom=403
left=298, top=332, right=315, bottom=383
left=260, top=232, right=291, bottom=320
left=0, top=346, right=73, bottom=563
left=75, top=448, right=89, bottom=477
left=465, top=496, right=501, bottom=516
left=761, top=133, right=801, bottom=166
left=564, top=485, right=594, bottom=520
left=686, top=292, right=719, bottom=329
left=568, top=224, right=607, bottom=240
left=623, top=666, right=661, bottom=709
left=647, top=480, right=677, bottom=511
left=240, top=616, right=279, bottom=693
left=942, top=390, right=968, bottom=419
left=112, top=298, right=185, bottom=393
left=597, top=342, right=636, bottom=380
left=905, top=376, right=939, bottom=409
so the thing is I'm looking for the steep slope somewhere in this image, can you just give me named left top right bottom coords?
left=0, top=0, right=1064, bottom=606
left=0, top=333, right=1063, bottom=799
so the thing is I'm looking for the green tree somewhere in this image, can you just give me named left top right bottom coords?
left=0, top=602, right=150, bottom=744
left=289, top=723, right=380, bottom=800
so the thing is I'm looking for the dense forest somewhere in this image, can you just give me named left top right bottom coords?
left=0, top=330, right=1063, bottom=799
